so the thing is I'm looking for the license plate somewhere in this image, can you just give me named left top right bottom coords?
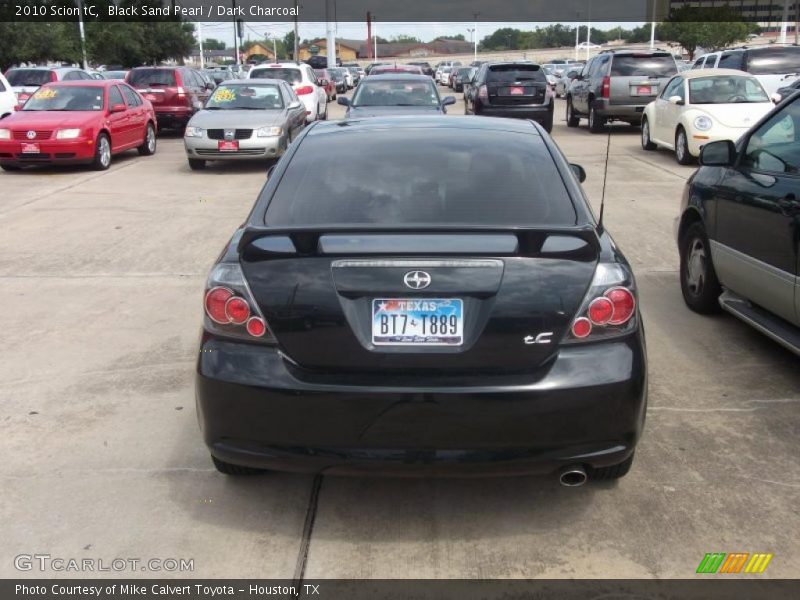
left=143, top=93, right=157, bottom=101
left=372, top=298, right=463, bottom=346
left=21, top=143, right=40, bottom=154
left=218, top=140, right=239, bottom=152
left=509, top=86, right=525, bottom=95
left=637, top=85, right=652, bottom=95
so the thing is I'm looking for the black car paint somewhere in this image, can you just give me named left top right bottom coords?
left=196, top=117, right=647, bottom=476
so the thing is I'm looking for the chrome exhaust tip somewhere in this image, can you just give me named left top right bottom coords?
left=559, top=465, right=587, bottom=487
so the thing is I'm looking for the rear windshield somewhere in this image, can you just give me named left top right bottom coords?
left=264, top=129, right=577, bottom=227
left=351, top=80, right=439, bottom=107
left=251, top=68, right=301, bottom=84
left=6, top=69, right=52, bottom=87
left=746, top=48, right=800, bottom=75
left=610, top=55, right=677, bottom=77
left=127, top=69, right=176, bottom=87
left=487, top=65, right=547, bottom=84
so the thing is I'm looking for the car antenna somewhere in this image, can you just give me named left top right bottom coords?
left=597, top=125, right=612, bottom=233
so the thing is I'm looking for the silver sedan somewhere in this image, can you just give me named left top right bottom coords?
left=183, top=79, right=307, bottom=170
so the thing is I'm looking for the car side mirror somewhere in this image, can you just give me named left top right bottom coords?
left=570, top=163, right=587, bottom=182
left=206, top=82, right=215, bottom=90
left=668, top=95, right=685, bottom=105
left=319, top=79, right=329, bottom=87
left=288, top=100, right=302, bottom=109
left=110, top=103, right=126, bottom=113
left=337, top=97, right=351, bottom=106
left=771, top=92, right=782, bottom=104
left=699, top=140, right=736, bottom=167
left=441, top=96, right=456, bottom=106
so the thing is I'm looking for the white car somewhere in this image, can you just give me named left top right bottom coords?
left=248, top=62, right=328, bottom=122
left=641, top=69, right=775, bottom=165
left=691, top=46, right=800, bottom=96
left=5, top=66, right=93, bottom=107
left=437, top=67, right=452, bottom=85
left=0, top=73, right=15, bottom=119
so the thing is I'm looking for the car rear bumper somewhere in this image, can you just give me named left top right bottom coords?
left=153, top=108, right=194, bottom=128
left=594, top=99, right=650, bottom=119
left=0, top=138, right=94, bottom=166
left=196, top=331, right=647, bottom=476
left=476, top=103, right=553, bottom=123
left=184, top=135, right=286, bottom=160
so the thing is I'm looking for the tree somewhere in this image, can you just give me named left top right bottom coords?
left=204, top=38, right=226, bottom=51
left=449, top=34, right=466, bottom=41
left=391, top=35, right=423, bottom=43
left=659, top=6, right=756, bottom=59
left=283, top=31, right=296, bottom=58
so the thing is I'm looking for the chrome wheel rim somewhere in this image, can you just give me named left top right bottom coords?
left=99, top=137, right=110, bottom=167
left=686, top=238, right=707, bottom=295
left=642, top=121, right=649, bottom=146
left=146, top=127, right=156, bottom=152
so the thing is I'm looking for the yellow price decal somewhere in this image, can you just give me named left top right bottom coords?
left=212, top=88, right=237, bottom=102
left=33, top=88, right=57, bottom=100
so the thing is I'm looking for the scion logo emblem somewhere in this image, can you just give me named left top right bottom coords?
left=26, top=131, right=36, bottom=140
left=403, top=271, right=431, bottom=290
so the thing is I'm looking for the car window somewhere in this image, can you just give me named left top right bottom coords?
left=63, top=71, right=81, bottom=81
left=718, top=52, right=744, bottom=70
left=692, top=57, right=705, bottom=70
left=702, top=55, right=717, bottom=69
left=6, top=69, right=53, bottom=86
left=120, top=84, right=141, bottom=107
left=741, top=98, right=800, bottom=173
left=251, top=67, right=302, bottom=85
left=264, top=129, right=577, bottom=227
left=486, top=64, right=547, bottom=84
left=689, top=75, right=769, bottom=104
left=745, top=48, right=800, bottom=75
left=22, top=85, right=105, bottom=111
left=206, top=83, right=284, bottom=110
left=661, top=76, right=684, bottom=100
left=128, top=69, right=177, bottom=87
left=79, top=71, right=94, bottom=80
left=0, top=78, right=5, bottom=92
left=352, top=80, right=440, bottom=107
left=108, top=85, right=124, bottom=107
left=610, top=55, right=677, bottom=77
left=588, top=56, right=608, bottom=78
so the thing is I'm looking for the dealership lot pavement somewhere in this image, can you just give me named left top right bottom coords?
left=1, top=93, right=798, bottom=579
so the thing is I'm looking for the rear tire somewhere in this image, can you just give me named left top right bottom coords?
left=137, top=123, right=157, bottom=156
left=542, top=111, right=553, bottom=134
left=92, top=133, right=112, bottom=171
left=566, top=98, right=579, bottom=127
left=675, top=127, right=695, bottom=165
left=212, top=456, right=266, bottom=476
left=641, top=117, right=657, bottom=151
left=679, top=222, right=722, bottom=313
left=188, top=158, right=206, bottom=171
left=589, top=453, right=634, bottom=481
left=588, top=101, right=605, bottom=134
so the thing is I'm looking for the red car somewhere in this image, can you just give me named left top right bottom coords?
left=0, top=80, right=157, bottom=171
left=313, top=69, right=336, bottom=101
left=126, top=67, right=212, bottom=131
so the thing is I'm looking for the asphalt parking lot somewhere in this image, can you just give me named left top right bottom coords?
left=2, top=87, right=798, bottom=579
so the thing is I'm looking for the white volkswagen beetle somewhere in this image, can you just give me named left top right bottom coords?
left=641, top=68, right=775, bottom=165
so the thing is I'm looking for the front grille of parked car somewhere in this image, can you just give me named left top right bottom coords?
left=13, top=130, right=53, bottom=140
left=195, top=148, right=265, bottom=156
left=206, top=129, right=253, bottom=140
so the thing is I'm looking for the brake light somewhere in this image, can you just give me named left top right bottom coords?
left=478, top=85, right=488, bottom=100
left=203, top=263, right=275, bottom=342
left=176, top=86, right=186, bottom=96
left=567, top=264, right=637, bottom=343
left=50, top=71, right=57, bottom=82
left=295, top=85, right=314, bottom=95
left=602, top=76, right=610, bottom=98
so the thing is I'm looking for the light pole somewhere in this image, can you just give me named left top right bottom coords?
left=650, top=0, right=657, bottom=50
left=198, top=23, right=205, bottom=69
left=75, top=0, right=88, bottom=70
left=467, top=28, right=476, bottom=61
left=473, top=12, right=480, bottom=63
left=373, top=16, right=378, bottom=60
left=575, top=14, right=580, bottom=61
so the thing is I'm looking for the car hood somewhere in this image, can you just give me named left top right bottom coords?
left=188, top=109, right=285, bottom=129
left=689, top=103, right=774, bottom=128
left=1, top=110, right=100, bottom=129
left=347, top=105, right=443, bottom=118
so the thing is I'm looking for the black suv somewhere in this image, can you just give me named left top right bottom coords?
left=464, top=62, right=554, bottom=132
left=567, top=49, right=679, bottom=133
left=408, top=61, right=434, bottom=77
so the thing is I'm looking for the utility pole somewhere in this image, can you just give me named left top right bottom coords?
left=326, top=0, right=336, bottom=69
left=650, top=0, right=657, bottom=49
left=780, top=0, right=789, bottom=43
left=473, top=12, right=480, bottom=62
left=75, top=0, right=88, bottom=70
left=231, top=1, right=240, bottom=70
left=575, top=16, right=580, bottom=61
left=198, top=23, right=205, bottom=69
left=795, top=0, right=799, bottom=45
left=373, top=16, right=378, bottom=60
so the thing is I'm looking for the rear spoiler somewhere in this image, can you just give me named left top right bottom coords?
left=237, top=225, right=601, bottom=257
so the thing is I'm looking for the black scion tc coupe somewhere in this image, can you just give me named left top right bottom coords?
left=195, top=116, right=648, bottom=485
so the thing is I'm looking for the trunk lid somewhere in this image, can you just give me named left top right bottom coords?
left=239, top=228, right=599, bottom=374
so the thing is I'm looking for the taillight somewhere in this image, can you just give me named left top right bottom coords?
left=176, top=86, right=186, bottom=96
left=50, top=71, right=57, bottom=82
left=567, top=264, right=638, bottom=343
left=601, top=76, right=610, bottom=98
left=203, top=263, right=275, bottom=343
left=295, top=85, right=314, bottom=95
left=478, top=85, right=488, bottom=100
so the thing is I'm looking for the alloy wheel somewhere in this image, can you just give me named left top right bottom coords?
left=146, top=127, right=156, bottom=153
left=99, top=137, right=111, bottom=168
left=685, top=238, right=707, bottom=296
